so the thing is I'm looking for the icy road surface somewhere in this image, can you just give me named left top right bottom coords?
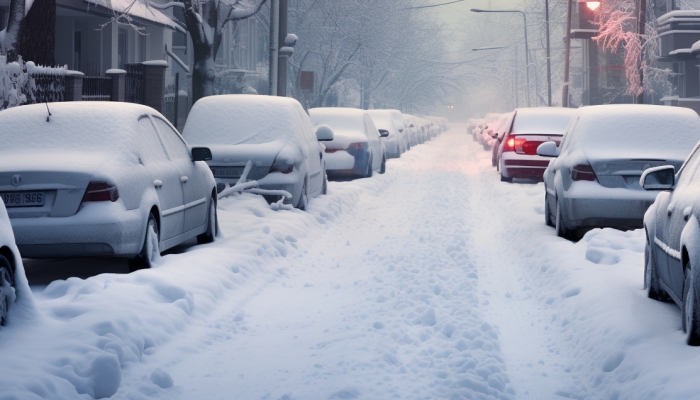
left=2, top=125, right=700, bottom=399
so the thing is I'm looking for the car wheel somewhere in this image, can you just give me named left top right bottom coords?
left=0, top=255, right=15, bottom=326
left=322, top=173, right=328, bottom=195
left=129, top=213, right=160, bottom=272
left=544, top=193, right=554, bottom=227
left=363, top=156, right=373, bottom=178
left=683, top=264, right=700, bottom=345
left=197, top=197, right=218, bottom=244
left=555, top=198, right=571, bottom=239
left=644, top=238, right=669, bottom=301
left=379, top=156, right=386, bottom=174
left=296, top=181, right=309, bottom=211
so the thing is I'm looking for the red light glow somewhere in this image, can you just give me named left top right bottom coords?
left=586, top=1, right=600, bottom=11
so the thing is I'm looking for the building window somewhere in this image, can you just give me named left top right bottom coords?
left=118, top=29, right=128, bottom=68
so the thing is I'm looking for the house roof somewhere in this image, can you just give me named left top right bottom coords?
left=83, top=0, right=184, bottom=32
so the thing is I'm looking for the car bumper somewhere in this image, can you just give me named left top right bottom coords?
left=501, top=154, right=551, bottom=179
left=10, top=202, right=144, bottom=258
left=562, top=181, right=659, bottom=229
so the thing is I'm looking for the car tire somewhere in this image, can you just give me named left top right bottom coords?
left=363, top=156, right=373, bottom=178
left=379, top=156, right=386, bottom=174
left=544, top=193, right=554, bottom=227
left=322, top=173, right=328, bottom=195
left=500, top=173, right=513, bottom=183
left=129, top=213, right=160, bottom=272
left=644, top=239, right=669, bottom=301
left=0, top=254, right=15, bottom=326
left=197, top=197, right=218, bottom=244
left=555, top=199, right=571, bottom=239
left=296, top=180, right=309, bottom=211
left=683, top=264, right=700, bottom=345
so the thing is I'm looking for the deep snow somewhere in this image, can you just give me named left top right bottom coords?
left=1, top=125, right=700, bottom=399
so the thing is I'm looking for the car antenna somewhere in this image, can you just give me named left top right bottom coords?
left=45, top=101, right=52, bottom=122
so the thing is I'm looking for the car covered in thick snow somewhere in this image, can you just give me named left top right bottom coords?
left=641, top=139, right=700, bottom=345
left=0, top=199, right=30, bottom=326
left=0, top=102, right=218, bottom=271
left=309, top=108, right=387, bottom=179
left=367, top=110, right=405, bottom=158
left=182, top=95, right=332, bottom=210
left=539, top=105, right=700, bottom=238
left=496, top=108, right=575, bottom=180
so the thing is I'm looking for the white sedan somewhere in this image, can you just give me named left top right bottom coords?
left=0, top=102, right=218, bottom=271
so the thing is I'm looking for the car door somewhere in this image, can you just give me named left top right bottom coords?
left=364, top=115, right=383, bottom=170
left=137, top=116, right=184, bottom=241
left=294, top=104, right=323, bottom=195
left=660, top=146, right=700, bottom=296
left=151, top=115, right=208, bottom=234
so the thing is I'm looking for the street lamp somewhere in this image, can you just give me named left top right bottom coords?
left=562, top=0, right=601, bottom=107
left=471, top=8, right=531, bottom=107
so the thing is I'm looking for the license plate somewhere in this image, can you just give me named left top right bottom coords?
left=211, top=167, right=244, bottom=179
left=1, top=191, right=45, bottom=207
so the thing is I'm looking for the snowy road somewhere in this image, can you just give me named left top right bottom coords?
left=4, top=126, right=700, bottom=399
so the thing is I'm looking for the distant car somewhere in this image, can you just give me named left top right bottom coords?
left=367, top=110, right=404, bottom=159
left=0, top=199, right=25, bottom=326
left=539, top=105, right=700, bottom=238
left=309, top=108, right=386, bottom=179
left=641, top=139, right=700, bottom=345
left=489, top=112, right=515, bottom=163
left=0, top=102, right=217, bottom=271
left=497, top=108, right=575, bottom=180
left=182, top=95, right=332, bottom=210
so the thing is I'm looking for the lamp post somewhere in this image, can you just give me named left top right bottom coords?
left=471, top=8, right=531, bottom=107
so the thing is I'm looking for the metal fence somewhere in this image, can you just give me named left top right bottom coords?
left=125, top=63, right=145, bottom=104
left=82, top=76, right=112, bottom=101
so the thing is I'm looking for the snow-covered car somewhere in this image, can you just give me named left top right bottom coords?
left=367, top=110, right=404, bottom=158
left=496, top=108, right=574, bottom=180
left=390, top=110, right=411, bottom=152
left=0, top=102, right=218, bottom=271
left=539, top=105, right=700, bottom=238
left=0, top=199, right=30, bottom=326
left=641, top=139, right=700, bottom=345
left=309, top=108, right=387, bottom=178
left=182, top=95, right=331, bottom=210
left=489, top=112, right=515, bottom=165
left=402, top=114, right=419, bottom=147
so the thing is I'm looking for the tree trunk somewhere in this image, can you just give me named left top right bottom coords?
left=191, top=47, right=217, bottom=105
left=17, top=0, right=56, bottom=66
left=4, top=0, right=25, bottom=60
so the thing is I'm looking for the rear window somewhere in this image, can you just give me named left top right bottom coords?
left=309, top=112, right=365, bottom=131
left=512, top=111, right=574, bottom=135
left=367, top=111, right=394, bottom=130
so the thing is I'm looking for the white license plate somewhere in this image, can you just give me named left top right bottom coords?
left=211, top=167, right=244, bottom=179
left=1, top=191, right=45, bottom=207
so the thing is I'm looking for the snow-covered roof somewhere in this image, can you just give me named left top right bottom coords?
left=691, top=40, right=700, bottom=54
left=657, top=10, right=700, bottom=25
left=85, top=0, right=181, bottom=31
left=670, top=48, right=693, bottom=55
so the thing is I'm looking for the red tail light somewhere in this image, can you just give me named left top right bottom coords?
left=269, top=160, right=294, bottom=174
left=325, top=147, right=343, bottom=153
left=571, top=164, right=597, bottom=182
left=502, top=136, right=526, bottom=152
left=346, top=142, right=368, bottom=151
left=82, top=182, right=119, bottom=202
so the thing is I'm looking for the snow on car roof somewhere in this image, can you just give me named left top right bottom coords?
left=512, top=107, right=576, bottom=135
left=309, top=107, right=366, bottom=129
left=183, top=95, right=306, bottom=146
left=572, top=104, right=700, bottom=161
left=0, top=101, right=152, bottom=152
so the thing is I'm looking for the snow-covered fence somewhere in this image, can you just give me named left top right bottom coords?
left=218, top=161, right=293, bottom=210
left=0, top=56, right=67, bottom=110
left=125, top=63, right=145, bottom=104
left=81, top=76, right=112, bottom=101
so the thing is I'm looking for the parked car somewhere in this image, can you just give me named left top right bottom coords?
left=497, top=108, right=575, bottom=180
left=0, top=102, right=217, bottom=271
left=641, top=138, right=700, bottom=345
left=538, top=105, right=700, bottom=238
left=390, top=110, right=411, bottom=152
left=0, top=199, right=27, bottom=326
left=309, top=108, right=387, bottom=178
left=367, top=110, right=404, bottom=159
left=182, top=95, right=332, bottom=210
left=488, top=112, right=515, bottom=162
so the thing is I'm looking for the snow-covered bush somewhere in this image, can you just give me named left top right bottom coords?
left=0, top=56, right=67, bottom=110
left=0, top=55, right=31, bottom=110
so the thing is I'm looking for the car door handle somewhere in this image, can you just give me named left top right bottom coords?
left=181, top=176, right=189, bottom=184
left=154, top=180, right=163, bottom=188
left=684, top=207, right=692, bottom=221
left=668, top=205, right=674, bottom=216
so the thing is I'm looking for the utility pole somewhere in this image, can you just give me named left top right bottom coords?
left=277, top=0, right=288, bottom=96
left=545, top=0, right=552, bottom=106
left=636, top=0, right=646, bottom=104
left=269, top=0, right=278, bottom=96
left=562, top=0, right=573, bottom=107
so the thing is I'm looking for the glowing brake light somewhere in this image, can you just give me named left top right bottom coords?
left=503, top=136, right=526, bottom=152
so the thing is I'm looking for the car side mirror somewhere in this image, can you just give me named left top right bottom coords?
left=315, top=125, right=334, bottom=141
left=399, top=128, right=404, bottom=133
left=191, top=147, right=213, bottom=162
left=379, top=129, right=390, bottom=138
left=536, top=141, right=559, bottom=158
left=641, top=166, right=675, bottom=190
left=410, top=124, right=415, bottom=128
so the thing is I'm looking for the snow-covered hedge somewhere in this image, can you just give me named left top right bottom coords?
left=0, top=55, right=67, bottom=110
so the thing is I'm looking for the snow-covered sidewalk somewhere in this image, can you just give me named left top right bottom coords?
left=2, top=125, right=700, bottom=400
